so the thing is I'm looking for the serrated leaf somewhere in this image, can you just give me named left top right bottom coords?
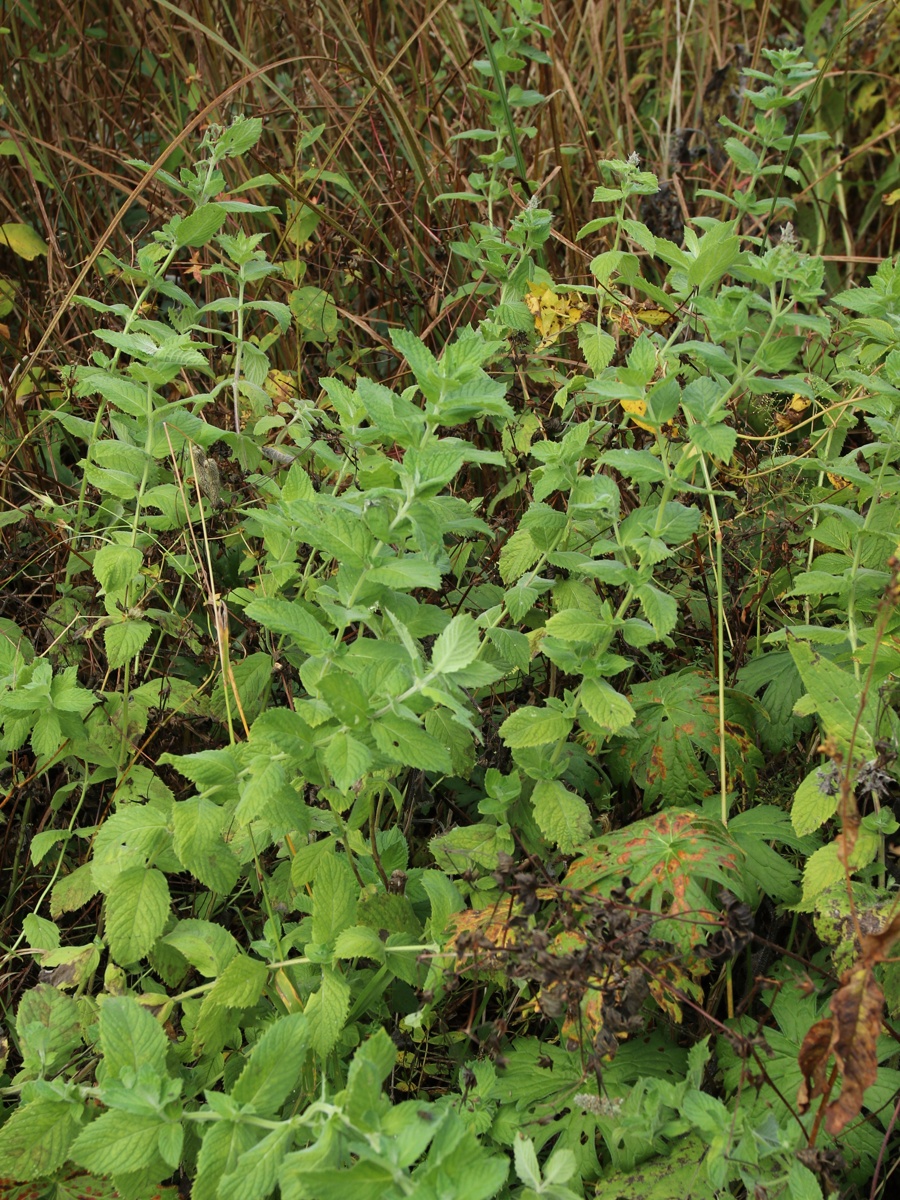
left=51, top=863, right=99, bottom=918
left=372, top=713, right=452, bottom=773
left=244, top=597, right=331, bottom=655
left=193, top=1121, right=258, bottom=1200
left=531, top=779, right=592, bottom=853
left=17, top=984, right=83, bottom=1077
left=312, top=853, right=357, bottom=945
left=105, top=868, right=170, bottom=965
left=431, top=614, right=481, bottom=674
left=231, top=1013, right=309, bottom=1115
left=206, top=953, right=268, bottom=1010
left=635, top=583, right=677, bottom=636
left=219, top=1124, right=293, bottom=1200
left=793, top=766, right=839, bottom=836
left=333, top=925, right=386, bottom=962
left=70, top=1110, right=164, bottom=1175
left=0, top=1099, right=81, bottom=1181
left=499, top=528, right=540, bottom=584
left=104, top=618, right=152, bottom=669
left=100, top=995, right=168, bottom=1080
left=579, top=678, right=636, bottom=735
left=172, top=796, right=240, bottom=893
left=306, top=966, right=350, bottom=1060
left=174, top=203, right=227, bottom=247
left=92, top=544, right=142, bottom=600
left=499, top=706, right=573, bottom=748
left=788, top=640, right=876, bottom=759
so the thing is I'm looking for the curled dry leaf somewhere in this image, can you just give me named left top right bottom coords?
left=797, top=911, right=900, bottom=1134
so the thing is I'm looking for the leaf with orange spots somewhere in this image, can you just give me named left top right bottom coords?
left=607, top=669, right=762, bottom=807
left=563, top=809, right=748, bottom=950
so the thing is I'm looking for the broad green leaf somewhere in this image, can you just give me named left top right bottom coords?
left=105, top=867, right=170, bottom=965
left=367, top=556, right=443, bottom=590
left=344, top=1028, right=397, bottom=1123
left=788, top=640, right=876, bottom=759
left=324, top=731, right=372, bottom=791
left=193, top=1122, right=258, bottom=1200
left=593, top=1133, right=715, bottom=1200
left=420, top=869, right=465, bottom=937
left=174, top=203, right=227, bottom=247
left=244, top=597, right=331, bottom=655
left=71, top=1110, right=164, bottom=1175
left=289, top=285, right=338, bottom=338
left=92, top=544, right=142, bottom=600
left=373, top=713, right=453, bottom=773
left=800, top=828, right=879, bottom=906
left=204, top=953, right=268, bottom=1010
left=312, top=853, right=357, bottom=945
left=317, top=672, right=370, bottom=728
left=531, top=779, right=592, bottom=853
left=544, top=609, right=607, bottom=644
left=499, top=528, right=540, bottom=584
left=430, top=822, right=514, bottom=875
left=104, top=618, right=152, bottom=669
left=579, top=678, right=636, bottom=734
left=219, top=1125, right=293, bottom=1200
left=17, top=984, right=83, bottom=1077
left=51, top=863, right=99, bottom=918
left=0, top=222, right=48, bottom=260
left=792, top=766, right=839, bottom=836
left=0, top=1099, right=81, bottom=1180
left=172, top=796, right=240, bottom=893
left=161, top=918, right=238, bottom=977
left=499, top=706, right=573, bottom=749
left=513, top=1134, right=542, bottom=1189
left=634, top=582, right=677, bottom=636
left=100, top=995, right=168, bottom=1080
left=231, top=1013, right=309, bottom=1114
left=431, top=613, right=481, bottom=673
left=306, top=966, right=351, bottom=1059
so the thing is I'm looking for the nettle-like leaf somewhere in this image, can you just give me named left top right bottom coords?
left=607, top=670, right=761, bottom=807
left=564, top=810, right=748, bottom=949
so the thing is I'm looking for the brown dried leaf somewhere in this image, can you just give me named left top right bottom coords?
left=797, top=1018, right=834, bottom=1114
left=825, top=962, right=884, bottom=1135
left=860, top=912, right=900, bottom=965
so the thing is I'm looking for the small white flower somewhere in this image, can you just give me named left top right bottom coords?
left=779, top=221, right=796, bottom=245
left=627, top=152, right=641, bottom=167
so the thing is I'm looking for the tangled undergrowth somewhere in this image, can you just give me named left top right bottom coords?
left=2, top=3, right=900, bottom=1199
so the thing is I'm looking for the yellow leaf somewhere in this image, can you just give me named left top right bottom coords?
left=621, top=396, right=655, bottom=433
left=524, top=282, right=588, bottom=348
left=0, top=223, right=48, bottom=261
left=774, top=392, right=810, bottom=432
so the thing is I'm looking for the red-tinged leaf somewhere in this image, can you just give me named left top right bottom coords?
left=564, top=809, right=747, bottom=950
left=607, top=670, right=761, bottom=807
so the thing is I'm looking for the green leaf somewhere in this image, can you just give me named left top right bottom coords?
left=635, top=583, right=677, bottom=636
left=0, top=222, right=48, bottom=260
left=334, top=925, right=386, bottom=962
left=104, top=618, right=152, bottom=669
left=231, top=1013, right=309, bottom=1114
left=531, top=779, right=592, bottom=853
left=161, top=918, right=238, bottom=977
left=172, top=796, right=241, bottom=893
left=431, top=613, right=481, bottom=674
left=373, top=713, right=453, bottom=773
left=792, top=766, right=839, bottom=836
left=345, top=1028, right=397, bottom=1122
left=219, top=1124, right=293, bottom=1200
left=244, top=597, right=331, bottom=655
left=579, top=678, right=636, bottom=735
left=289, top=285, right=338, bottom=339
left=593, top=1133, right=716, bottom=1200
left=513, top=1133, right=542, bottom=1189
left=499, top=706, right=573, bottom=748
left=100, top=995, right=168, bottom=1080
left=306, top=966, right=351, bottom=1060
left=688, top=421, right=736, bottom=463
left=105, top=868, right=170, bottom=965
left=324, top=731, right=372, bottom=791
left=17, top=984, right=83, bottom=1077
left=367, top=556, right=442, bottom=590
left=91, top=804, right=174, bottom=893
left=205, top=953, right=268, bottom=1010
left=174, top=203, right=227, bottom=247
left=499, top=528, right=540, bottom=584
left=0, top=1099, right=82, bottom=1180
left=193, top=1122, right=258, bottom=1200
left=71, top=1110, right=164, bottom=1175
left=312, top=853, right=358, bottom=945
left=788, top=639, right=876, bottom=759
left=92, top=544, right=142, bottom=600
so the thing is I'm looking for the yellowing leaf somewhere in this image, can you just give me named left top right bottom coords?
left=774, top=392, right=810, bottom=432
left=620, top=396, right=655, bottom=433
left=524, top=282, right=588, bottom=348
left=0, top=223, right=48, bottom=261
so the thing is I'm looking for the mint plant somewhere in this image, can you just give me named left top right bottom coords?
left=1, top=32, right=900, bottom=1200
